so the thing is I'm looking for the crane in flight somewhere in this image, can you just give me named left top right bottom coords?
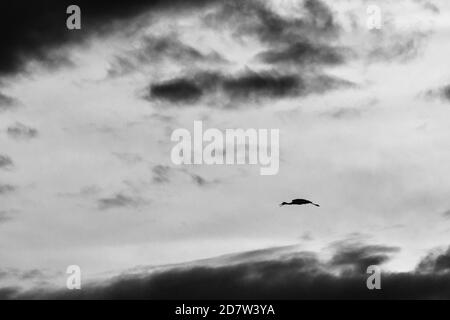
left=280, top=199, right=320, bottom=207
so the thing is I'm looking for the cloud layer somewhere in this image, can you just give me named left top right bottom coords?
left=4, top=241, right=450, bottom=299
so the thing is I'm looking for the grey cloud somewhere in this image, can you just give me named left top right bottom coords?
left=152, top=165, right=171, bottom=184
left=256, top=41, right=346, bottom=67
left=328, top=108, right=362, bottom=119
left=112, top=152, right=143, bottom=165
left=0, top=93, right=19, bottom=112
left=222, top=71, right=300, bottom=100
left=0, top=0, right=220, bottom=77
left=9, top=241, right=450, bottom=299
left=367, top=31, right=428, bottom=63
left=419, top=0, right=440, bottom=14
left=152, top=165, right=215, bottom=187
left=423, top=84, right=450, bottom=102
left=208, top=0, right=339, bottom=45
left=190, top=174, right=207, bottom=186
left=0, top=184, right=16, bottom=195
left=98, top=193, right=146, bottom=210
left=108, top=36, right=225, bottom=78
left=6, top=123, right=38, bottom=140
left=0, top=155, right=14, bottom=170
left=148, top=69, right=353, bottom=105
left=150, top=78, right=203, bottom=104
left=416, top=247, right=450, bottom=273
left=0, top=211, right=12, bottom=223
left=329, top=241, right=400, bottom=274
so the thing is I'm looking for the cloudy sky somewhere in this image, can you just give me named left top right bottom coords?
left=1, top=0, right=450, bottom=298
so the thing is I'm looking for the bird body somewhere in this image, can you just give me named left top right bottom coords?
left=280, top=199, right=320, bottom=207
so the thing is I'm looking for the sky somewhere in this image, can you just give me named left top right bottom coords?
left=1, top=0, right=450, bottom=299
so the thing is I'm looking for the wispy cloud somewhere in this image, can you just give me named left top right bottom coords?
left=97, top=193, right=147, bottom=211
left=0, top=155, right=14, bottom=170
left=6, top=123, right=38, bottom=140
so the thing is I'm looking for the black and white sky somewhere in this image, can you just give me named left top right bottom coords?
left=1, top=0, right=450, bottom=299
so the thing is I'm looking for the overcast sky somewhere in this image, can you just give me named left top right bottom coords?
left=1, top=0, right=450, bottom=298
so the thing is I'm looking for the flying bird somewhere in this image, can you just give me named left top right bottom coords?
left=280, top=199, right=320, bottom=207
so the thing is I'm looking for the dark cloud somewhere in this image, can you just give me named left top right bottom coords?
left=0, top=287, right=20, bottom=299
left=0, top=155, right=14, bottom=170
left=416, top=247, right=450, bottom=273
left=208, top=0, right=339, bottom=45
left=150, top=79, right=203, bottom=104
left=256, top=41, right=346, bottom=66
left=0, top=0, right=217, bottom=77
left=6, top=123, right=38, bottom=140
left=442, top=85, right=450, bottom=100
left=329, top=241, right=400, bottom=274
left=98, top=193, right=146, bottom=210
left=8, top=242, right=450, bottom=299
left=148, top=69, right=352, bottom=105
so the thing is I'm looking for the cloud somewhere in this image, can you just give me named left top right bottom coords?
left=0, top=209, right=19, bottom=224
left=8, top=241, right=450, bottom=299
left=108, top=36, right=225, bottom=78
left=190, top=174, right=207, bottom=186
left=6, top=123, right=38, bottom=140
left=148, top=69, right=353, bottom=105
left=0, top=211, right=12, bottom=223
left=0, top=184, right=16, bottom=195
left=0, top=0, right=218, bottom=76
left=222, top=71, right=300, bottom=100
left=0, top=155, right=14, bottom=170
left=150, top=79, right=203, bottom=104
left=329, top=241, right=400, bottom=274
left=0, top=93, right=19, bottom=111
left=416, top=247, right=450, bottom=273
left=208, top=0, right=339, bottom=45
left=367, top=32, right=427, bottom=63
left=425, top=84, right=450, bottom=102
left=152, top=165, right=172, bottom=184
left=326, top=107, right=363, bottom=119
left=256, top=41, right=346, bottom=66
left=152, top=165, right=217, bottom=187
left=112, top=152, right=143, bottom=165
left=443, top=209, right=450, bottom=218
left=97, top=193, right=146, bottom=210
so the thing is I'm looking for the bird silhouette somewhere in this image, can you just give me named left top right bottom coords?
left=280, top=199, right=320, bottom=207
